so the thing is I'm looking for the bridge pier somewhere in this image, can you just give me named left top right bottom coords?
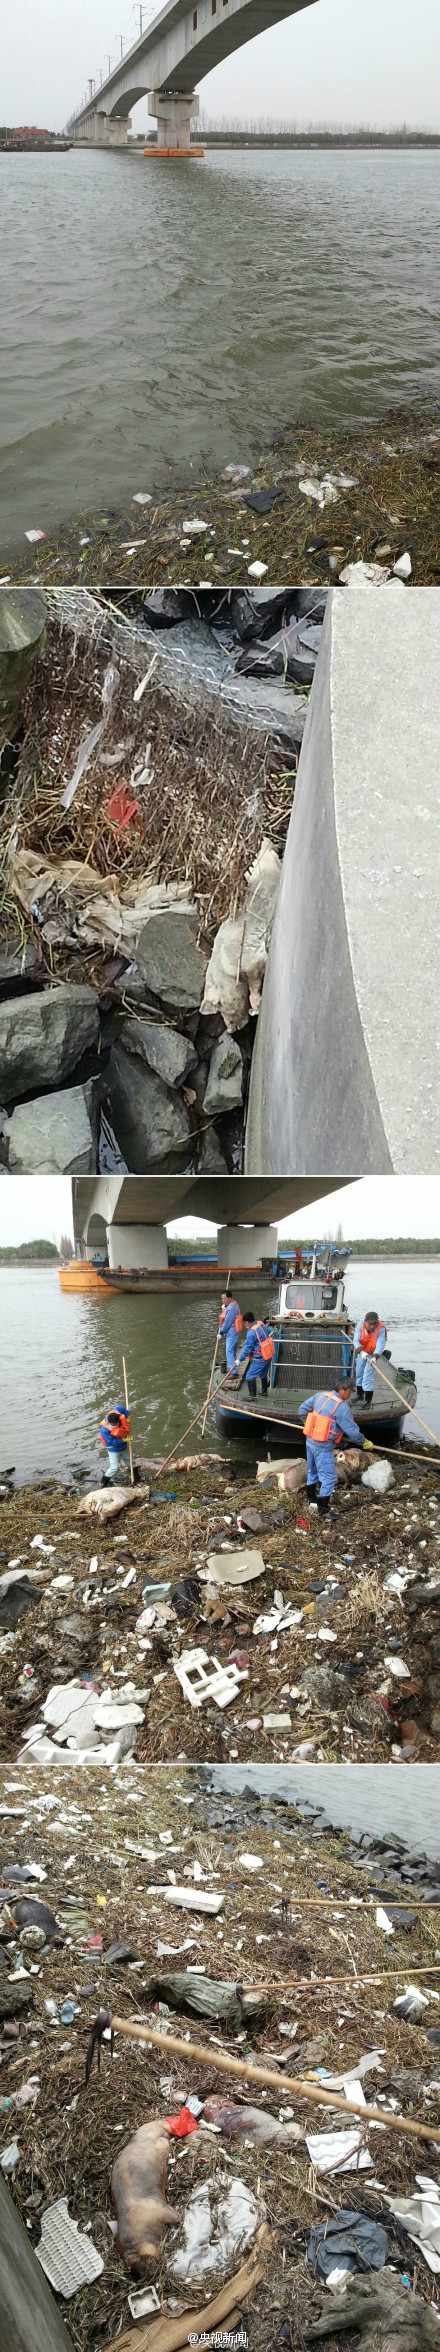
left=76, top=111, right=131, bottom=145
left=216, top=1224, right=278, bottom=1270
left=147, top=89, right=203, bottom=155
left=107, top=1223, right=169, bottom=1270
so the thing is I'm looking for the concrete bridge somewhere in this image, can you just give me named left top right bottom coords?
left=67, top=0, right=318, bottom=153
left=73, top=1172, right=349, bottom=1268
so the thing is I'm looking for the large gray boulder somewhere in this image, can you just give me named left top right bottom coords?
left=119, top=1017, right=197, bottom=1090
left=203, top=1035, right=243, bottom=1117
left=107, top=1041, right=191, bottom=1171
left=0, top=985, right=99, bottom=1104
left=134, top=912, right=207, bottom=1011
left=0, top=940, right=39, bottom=990
left=4, top=1086, right=96, bottom=1173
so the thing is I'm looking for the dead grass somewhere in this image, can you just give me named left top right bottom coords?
left=0, top=598, right=295, bottom=969
left=2, top=1769, right=440, bottom=2352
left=9, top=407, right=440, bottom=587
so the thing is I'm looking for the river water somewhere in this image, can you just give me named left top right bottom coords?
left=1, top=1256, right=439, bottom=1482
left=1, top=147, right=439, bottom=549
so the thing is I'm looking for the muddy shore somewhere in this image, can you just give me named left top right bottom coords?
left=1, top=1451, right=440, bottom=1766
left=1, top=1766, right=440, bottom=2352
left=7, top=411, right=440, bottom=590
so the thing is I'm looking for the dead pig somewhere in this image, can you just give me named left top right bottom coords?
left=111, top=2118, right=179, bottom=2275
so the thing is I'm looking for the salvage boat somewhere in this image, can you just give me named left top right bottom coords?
left=215, top=1263, right=417, bottom=1447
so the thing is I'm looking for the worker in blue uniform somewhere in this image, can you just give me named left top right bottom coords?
left=298, top=1382, right=370, bottom=1515
left=219, top=1289, right=243, bottom=1371
left=342, top=1321, right=355, bottom=1378
left=234, top=1311, right=275, bottom=1399
left=353, top=1312, right=387, bottom=1406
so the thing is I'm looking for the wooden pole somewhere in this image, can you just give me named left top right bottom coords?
left=202, top=1267, right=232, bottom=1436
left=214, top=1391, right=440, bottom=1466
left=89, top=2013, right=440, bottom=2148
left=122, top=1354, right=134, bottom=1486
left=373, top=1357, right=440, bottom=1449
left=158, top=1389, right=216, bottom=1475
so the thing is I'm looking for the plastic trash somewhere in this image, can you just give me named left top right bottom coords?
left=308, top=2211, right=388, bottom=2280
left=305, top=2129, right=373, bottom=2175
left=385, top=2179, right=440, bottom=2274
left=36, top=2197, right=104, bottom=2295
left=61, top=664, right=119, bottom=810
left=12, top=1898, right=63, bottom=1944
left=376, top=1907, right=395, bottom=1935
left=166, top=2106, right=199, bottom=2137
left=60, top=2000, right=76, bottom=2024
left=132, top=492, right=152, bottom=506
left=173, top=1648, right=248, bottom=1710
left=169, top=2177, right=262, bottom=2289
left=112, top=2118, right=179, bottom=2273
left=204, top=1549, right=266, bottom=1587
left=247, top=561, right=268, bottom=579
left=362, top=1461, right=395, bottom=1494
left=128, top=2285, right=161, bottom=2316
left=393, top=552, right=412, bottom=578
left=106, top=785, right=140, bottom=829
left=384, top=1656, right=411, bottom=1678
left=25, top=529, right=45, bottom=543
left=182, top=518, right=208, bottom=535
left=393, top=1986, right=430, bottom=2022
left=0, top=2139, right=20, bottom=2172
left=146, top=1973, right=263, bottom=2030
left=158, top=1887, right=224, bottom=1916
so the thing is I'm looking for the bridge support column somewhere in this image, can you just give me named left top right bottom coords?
left=217, top=1224, right=278, bottom=1271
left=107, top=1224, right=168, bottom=1271
left=147, top=89, right=203, bottom=155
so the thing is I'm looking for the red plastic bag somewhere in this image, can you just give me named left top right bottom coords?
left=106, top=785, right=140, bottom=829
left=166, top=2107, right=199, bottom=2138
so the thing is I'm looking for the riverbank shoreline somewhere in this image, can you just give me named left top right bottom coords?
left=1, top=1449, right=440, bottom=1765
left=6, top=408, right=440, bottom=588
left=2, top=1764, right=440, bottom=2352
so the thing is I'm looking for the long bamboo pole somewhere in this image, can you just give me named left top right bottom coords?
left=122, top=1353, right=134, bottom=1485
left=87, top=2013, right=440, bottom=2147
left=158, top=1388, right=216, bottom=1475
left=202, top=1268, right=232, bottom=1437
left=214, top=1390, right=440, bottom=1467
left=372, top=1357, right=440, bottom=1449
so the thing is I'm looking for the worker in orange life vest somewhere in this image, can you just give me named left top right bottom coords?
left=353, top=1311, right=387, bottom=1406
left=298, top=1383, right=368, bottom=1514
left=219, top=1289, right=243, bottom=1371
left=100, top=1405, right=131, bottom=1482
left=235, top=1312, right=275, bottom=1399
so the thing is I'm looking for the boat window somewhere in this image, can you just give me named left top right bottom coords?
left=284, top=1282, right=338, bottom=1312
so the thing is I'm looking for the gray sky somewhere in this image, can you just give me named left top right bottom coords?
left=1, top=1176, right=439, bottom=1247
left=3, top=0, right=439, bottom=130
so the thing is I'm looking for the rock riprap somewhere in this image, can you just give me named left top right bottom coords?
left=0, top=985, right=99, bottom=1103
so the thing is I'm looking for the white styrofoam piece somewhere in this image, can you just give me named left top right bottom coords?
left=173, top=1647, right=248, bottom=1711
left=149, top=1885, right=224, bottom=1914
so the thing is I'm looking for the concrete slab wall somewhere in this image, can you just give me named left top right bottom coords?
left=246, top=589, right=440, bottom=1176
left=214, top=1765, right=440, bottom=1858
left=0, top=2171, right=73, bottom=2352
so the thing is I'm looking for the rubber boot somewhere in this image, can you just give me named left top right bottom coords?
left=306, top=1482, right=318, bottom=1499
left=356, top=1387, right=364, bottom=1400
left=317, top=1495, right=330, bottom=1515
left=362, top=1392, right=373, bottom=1409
